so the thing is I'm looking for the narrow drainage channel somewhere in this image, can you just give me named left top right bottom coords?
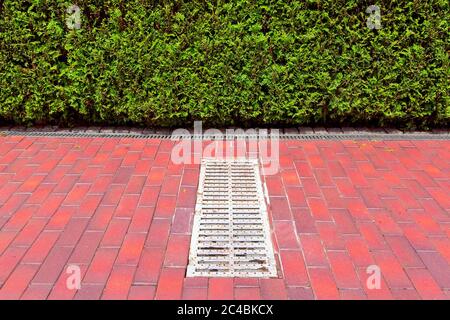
left=187, top=158, right=277, bottom=278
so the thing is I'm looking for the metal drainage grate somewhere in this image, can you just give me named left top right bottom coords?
left=187, top=158, right=277, bottom=278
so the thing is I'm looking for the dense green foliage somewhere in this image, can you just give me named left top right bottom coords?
left=0, top=0, right=449, bottom=128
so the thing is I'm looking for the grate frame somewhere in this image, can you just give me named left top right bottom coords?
left=187, top=158, right=277, bottom=278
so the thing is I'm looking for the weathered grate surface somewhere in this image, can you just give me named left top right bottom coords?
left=187, top=158, right=277, bottom=277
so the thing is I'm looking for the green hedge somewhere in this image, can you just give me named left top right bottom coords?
left=0, top=0, right=449, bottom=128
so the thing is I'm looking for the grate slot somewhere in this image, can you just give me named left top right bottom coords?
left=187, top=158, right=277, bottom=278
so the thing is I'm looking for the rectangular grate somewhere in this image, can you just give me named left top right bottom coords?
left=187, top=158, right=277, bottom=277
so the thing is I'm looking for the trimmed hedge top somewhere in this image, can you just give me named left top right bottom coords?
left=0, top=0, right=449, bottom=129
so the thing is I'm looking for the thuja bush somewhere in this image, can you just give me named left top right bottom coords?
left=0, top=0, right=449, bottom=128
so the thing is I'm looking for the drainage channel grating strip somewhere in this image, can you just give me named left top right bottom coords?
left=2, top=130, right=449, bottom=140
left=187, top=158, right=277, bottom=278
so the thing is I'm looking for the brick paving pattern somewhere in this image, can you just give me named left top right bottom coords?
left=0, top=135, right=449, bottom=299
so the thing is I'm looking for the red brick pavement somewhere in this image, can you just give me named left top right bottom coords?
left=0, top=136, right=449, bottom=300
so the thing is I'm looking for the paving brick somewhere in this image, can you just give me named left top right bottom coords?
left=309, top=268, right=340, bottom=300
left=328, top=251, right=361, bottom=289
left=346, top=200, right=371, bottom=221
left=128, top=285, right=156, bottom=300
left=331, top=209, right=358, bottom=235
left=357, top=222, right=388, bottom=250
left=180, top=169, right=199, bottom=187
left=155, top=268, right=184, bottom=300
left=235, top=287, right=261, bottom=300
left=357, top=267, right=394, bottom=300
left=0, top=231, right=17, bottom=255
left=73, top=284, right=104, bottom=300
left=358, top=188, right=383, bottom=209
left=265, top=176, right=285, bottom=196
left=400, top=224, right=435, bottom=251
left=63, top=184, right=90, bottom=205
left=0, top=182, right=20, bottom=206
left=321, top=188, right=345, bottom=209
left=22, top=231, right=60, bottom=264
left=417, top=251, right=450, bottom=289
left=208, top=278, right=234, bottom=300
left=316, top=222, right=345, bottom=250
left=383, top=198, right=413, bottom=223
left=89, top=175, right=114, bottom=194
left=406, top=268, right=446, bottom=300
left=56, top=218, right=89, bottom=247
left=83, top=248, right=118, bottom=284
left=334, top=178, right=359, bottom=198
left=101, top=185, right=125, bottom=206
left=300, top=234, right=328, bottom=267
left=145, top=218, right=171, bottom=248
left=146, top=167, right=166, bottom=186
left=345, top=167, right=369, bottom=188
left=153, top=152, right=170, bottom=167
left=100, top=218, right=130, bottom=247
left=138, top=186, right=160, bottom=207
left=154, top=195, right=177, bottom=218
left=430, top=237, right=450, bottom=266
left=87, top=206, right=114, bottom=231
left=307, top=154, right=325, bottom=169
left=21, top=284, right=53, bottom=300
left=2, top=205, right=38, bottom=231
left=273, top=221, right=299, bottom=249
left=281, top=169, right=300, bottom=186
left=18, top=175, right=46, bottom=193
left=68, top=231, right=103, bottom=264
left=293, top=208, right=317, bottom=234
left=373, top=251, right=413, bottom=289
left=286, top=286, right=314, bottom=300
left=327, top=161, right=346, bottom=178
left=26, top=184, right=54, bottom=205
left=32, top=246, right=73, bottom=285
left=134, top=247, right=165, bottom=284
left=412, top=212, right=444, bottom=236
left=294, top=161, right=313, bottom=177
left=12, top=218, right=48, bottom=247
left=129, top=207, right=154, bottom=233
left=77, top=195, right=103, bottom=218
left=183, top=277, right=209, bottom=288
left=307, top=197, right=332, bottom=221
left=160, top=176, right=181, bottom=196
left=116, top=233, right=146, bottom=266
left=0, top=264, right=40, bottom=299
left=101, top=265, right=135, bottom=300
left=115, top=194, right=140, bottom=218
left=385, top=235, right=425, bottom=268
left=285, top=187, right=307, bottom=208
left=164, top=234, right=190, bottom=267
left=47, top=264, right=88, bottom=300
left=234, top=278, right=259, bottom=287
left=1, top=193, right=29, bottom=216
left=279, top=250, right=309, bottom=286
left=339, top=289, right=367, bottom=300
left=344, top=236, right=375, bottom=267
left=371, top=210, right=402, bottom=235
left=182, top=287, right=207, bottom=300
left=177, top=186, right=197, bottom=209
left=112, top=167, right=134, bottom=185
left=301, top=178, right=322, bottom=197
left=259, top=279, right=288, bottom=299
left=171, top=208, right=193, bottom=234
left=390, top=288, right=421, bottom=300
